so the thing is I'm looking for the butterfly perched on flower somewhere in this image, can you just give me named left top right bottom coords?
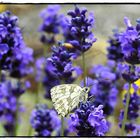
left=50, top=84, right=90, bottom=117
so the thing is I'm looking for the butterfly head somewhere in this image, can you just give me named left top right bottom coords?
left=82, top=87, right=90, bottom=94
left=80, top=87, right=90, bottom=102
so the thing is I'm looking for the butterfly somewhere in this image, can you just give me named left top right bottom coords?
left=50, top=84, right=90, bottom=117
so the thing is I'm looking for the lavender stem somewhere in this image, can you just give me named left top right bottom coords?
left=82, top=53, right=86, bottom=87
left=121, top=83, right=131, bottom=136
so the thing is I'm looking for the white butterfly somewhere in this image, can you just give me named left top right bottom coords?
left=50, top=84, right=90, bottom=117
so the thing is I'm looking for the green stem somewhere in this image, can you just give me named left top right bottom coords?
left=13, top=98, right=19, bottom=136
left=121, top=83, right=131, bottom=136
left=82, top=53, right=86, bottom=87
left=61, top=117, right=64, bottom=136
left=35, top=82, right=41, bottom=104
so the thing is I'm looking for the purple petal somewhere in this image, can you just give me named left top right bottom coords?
left=0, top=44, right=9, bottom=55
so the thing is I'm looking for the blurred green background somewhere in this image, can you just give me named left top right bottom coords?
left=0, top=4, right=140, bottom=136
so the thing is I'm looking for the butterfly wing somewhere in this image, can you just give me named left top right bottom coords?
left=50, top=84, right=82, bottom=117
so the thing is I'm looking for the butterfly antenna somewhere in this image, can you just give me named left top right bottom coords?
left=87, top=81, right=97, bottom=88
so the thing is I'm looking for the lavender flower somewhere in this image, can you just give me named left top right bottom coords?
left=43, top=45, right=82, bottom=98
left=10, top=46, right=33, bottom=78
left=128, top=125, right=140, bottom=136
left=0, top=78, right=28, bottom=135
left=63, top=5, right=96, bottom=58
left=46, top=46, right=75, bottom=81
left=39, top=5, right=64, bottom=45
left=114, top=17, right=140, bottom=83
left=107, top=29, right=124, bottom=62
left=117, top=63, right=140, bottom=83
left=119, top=17, right=140, bottom=64
left=117, top=17, right=140, bottom=136
left=119, top=92, right=140, bottom=134
left=0, top=11, right=33, bottom=78
left=68, top=101, right=109, bottom=136
left=87, top=64, right=118, bottom=116
left=30, top=104, right=61, bottom=136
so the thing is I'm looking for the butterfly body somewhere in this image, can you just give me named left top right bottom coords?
left=50, top=84, right=89, bottom=117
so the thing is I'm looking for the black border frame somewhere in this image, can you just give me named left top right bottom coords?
left=0, top=2, right=140, bottom=138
